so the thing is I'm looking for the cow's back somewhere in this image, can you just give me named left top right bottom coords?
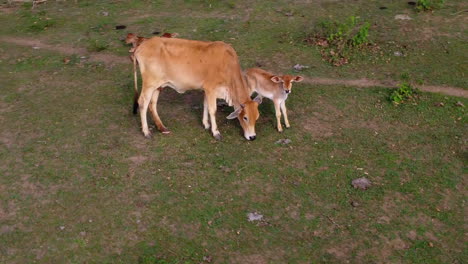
left=135, top=37, right=240, bottom=90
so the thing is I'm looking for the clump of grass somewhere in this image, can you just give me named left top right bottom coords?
left=390, top=82, right=420, bottom=105
left=22, top=10, right=56, bottom=32
left=87, top=39, right=109, bottom=52
left=416, top=0, right=446, bottom=11
left=306, top=16, right=371, bottom=66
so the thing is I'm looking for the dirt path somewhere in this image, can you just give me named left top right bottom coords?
left=2, top=36, right=467, bottom=98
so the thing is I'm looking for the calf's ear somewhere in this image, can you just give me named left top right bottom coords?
left=253, top=95, right=263, bottom=104
left=293, top=76, right=304, bottom=82
left=227, top=108, right=242, bottom=119
left=271, top=76, right=282, bottom=83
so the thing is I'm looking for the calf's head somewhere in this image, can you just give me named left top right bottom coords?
left=227, top=96, right=262, bottom=141
left=271, top=75, right=304, bottom=94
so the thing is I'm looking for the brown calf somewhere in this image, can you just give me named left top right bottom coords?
left=245, top=68, right=303, bottom=132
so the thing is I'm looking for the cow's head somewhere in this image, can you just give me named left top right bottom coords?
left=227, top=96, right=262, bottom=141
left=271, top=75, right=304, bottom=94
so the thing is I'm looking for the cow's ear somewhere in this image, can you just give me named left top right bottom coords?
left=293, top=76, right=304, bottom=82
left=227, top=108, right=242, bottom=119
left=253, top=95, right=263, bottom=104
left=271, top=76, right=282, bottom=83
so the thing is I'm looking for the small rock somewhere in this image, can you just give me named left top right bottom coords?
left=455, top=101, right=465, bottom=107
left=203, top=256, right=212, bottom=263
left=351, top=177, right=372, bottom=190
left=80, top=56, right=87, bottom=59
left=350, top=201, right=360, bottom=207
left=247, top=212, right=263, bottom=222
left=379, top=6, right=388, bottom=10
left=407, top=1, right=416, bottom=6
left=115, top=25, right=127, bottom=30
left=394, top=51, right=403, bottom=57
left=275, top=138, right=292, bottom=145
left=32, top=46, right=40, bottom=50
left=100, top=11, right=109, bottom=16
left=395, top=14, right=412, bottom=20
left=59, top=226, right=65, bottom=230
left=434, top=102, right=444, bottom=107
left=293, top=64, right=309, bottom=72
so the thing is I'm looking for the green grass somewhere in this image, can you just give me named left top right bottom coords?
left=0, top=1, right=467, bottom=263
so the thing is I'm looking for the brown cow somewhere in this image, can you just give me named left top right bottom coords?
left=245, top=68, right=303, bottom=132
left=134, top=37, right=261, bottom=140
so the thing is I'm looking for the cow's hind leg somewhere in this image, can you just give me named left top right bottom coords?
left=206, top=91, right=221, bottom=140
left=149, top=88, right=170, bottom=134
left=202, top=95, right=210, bottom=129
left=139, top=82, right=162, bottom=138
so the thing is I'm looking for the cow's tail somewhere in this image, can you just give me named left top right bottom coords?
left=132, top=53, right=139, bottom=115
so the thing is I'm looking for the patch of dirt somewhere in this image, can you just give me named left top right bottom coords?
left=0, top=131, right=15, bottom=149
left=0, top=36, right=126, bottom=65
left=159, top=216, right=201, bottom=240
left=326, top=240, right=358, bottom=259
left=303, top=77, right=468, bottom=98
left=300, top=104, right=338, bottom=138
left=229, top=254, right=268, bottom=264
left=228, top=249, right=286, bottom=264
left=2, top=36, right=467, bottom=98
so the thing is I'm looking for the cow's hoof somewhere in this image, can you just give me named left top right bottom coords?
left=214, top=133, right=222, bottom=141
left=144, top=133, right=152, bottom=139
left=160, top=127, right=171, bottom=134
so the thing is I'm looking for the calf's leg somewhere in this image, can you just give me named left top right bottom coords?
left=280, top=100, right=290, bottom=128
left=274, top=100, right=283, bottom=132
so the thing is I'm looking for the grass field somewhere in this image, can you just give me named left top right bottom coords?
left=0, top=0, right=467, bottom=263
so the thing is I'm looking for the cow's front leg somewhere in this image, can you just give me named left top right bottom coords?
left=202, top=95, right=210, bottom=129
left=274, top=100, right=283, bottom=132
left=280, top=100, right=290, bottom=129
left=206, top=92, right=222, bottom=140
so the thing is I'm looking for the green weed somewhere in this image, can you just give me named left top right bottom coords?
left=416, top=0, right=446, bottom=11
left=389, top=82, right=420, bottom=105
left=21, top=11, right=56, bottom=32
left=307, top=16, right=371, bottom=66
left=87, top=39, right=109, bottom=52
